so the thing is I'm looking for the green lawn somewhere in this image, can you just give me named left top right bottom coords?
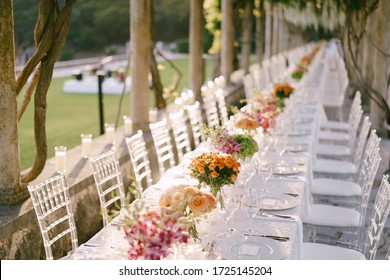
left=18, top=57, right=215, bottom=170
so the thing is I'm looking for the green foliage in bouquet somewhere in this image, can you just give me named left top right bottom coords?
left=233, top=134, right=259, bottom=159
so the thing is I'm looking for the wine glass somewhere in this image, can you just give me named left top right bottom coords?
left=257, top=160, right=273, bottom=184
left=240, top=188, right=260, bottom=233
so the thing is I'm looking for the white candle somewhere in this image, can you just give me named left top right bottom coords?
left=55, top=146, right=67, bottom=173
left=81, top=134, right=92, bottom=158
left=123, top=116, right=133, bottom=135
left=149, top=109, right=158, bottom=123
left=105, top=123, right=116, bottom=146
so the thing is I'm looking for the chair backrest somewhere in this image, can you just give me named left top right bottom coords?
left=28, top=174, right=78, bottom=260
left=149, top=118, right=176, bottom=177
left=202, top=87, right=220, bottom=128
left=351, top=115, right=370, bottom=164
left=89, top=150, right=125, bottom=227
left=186, top=101, right=206, bottom=147
left=215, top=88, right=229, bottom=126
left=169, top=109, right=192, bottom=162
left=243, top=73, right=256, bottom=100
left=356, top=146, right=381, bottom=228
left=125, top=130, right=153, bottom=191
left=362, top=175, right=390, bottom=260
left=350, top=108, right=365, bottom=166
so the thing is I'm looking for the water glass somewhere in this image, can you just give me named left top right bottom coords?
left=123, top=115, right=133, bottom=135
left=257, top=160, right=273, bottom=184
left=55, top=146, right=67, bottom=173
left=240, top=189, right=260, bottom=232
left=81, top=134, right=92, bottom=158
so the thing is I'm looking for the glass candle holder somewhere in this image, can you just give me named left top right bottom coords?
left=55, top=146, right=67, bottom=173
left=81, top=134, right=92, bottom=158
left=105, top=123, right=116, bottom=146
left=123, top=115, right=133, bottom=135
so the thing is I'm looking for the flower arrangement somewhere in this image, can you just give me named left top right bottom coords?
left=273, top=83, right=295, bottom=99
left=202, top=125, right=259, bottom=159
left=123, top=206, right=189, bottom=260
left=159, top=184, right=217, bottom=240
left=234, top=114, right=260, bottom=131
left=233, top=94, right=279, bottom=132
left=189, top=152, right=240, bottom=197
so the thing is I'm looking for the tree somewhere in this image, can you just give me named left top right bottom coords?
left=0, top=0, right=76, bottom=205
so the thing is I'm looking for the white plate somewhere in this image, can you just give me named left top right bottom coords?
left=216, top=234, right=287, bottom=260
left=285, top=144, right=307, bottom=152
left=272, top=164, right=301, bottom=175
left=257, top=194, right=299, bottom=210
left=288, top=129, right=311, bottom=137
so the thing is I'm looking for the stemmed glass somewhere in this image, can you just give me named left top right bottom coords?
left=257, top=160, right=273, bottom=185
left=240, top=188, right=260, bottom=233
left=236, top=157, right=255, bottom=187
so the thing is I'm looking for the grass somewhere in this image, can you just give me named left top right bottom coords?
left=18, top=56, right=215, bottom=170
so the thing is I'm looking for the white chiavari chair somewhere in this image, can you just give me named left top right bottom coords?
left=28, top=173, right=78, bottom=260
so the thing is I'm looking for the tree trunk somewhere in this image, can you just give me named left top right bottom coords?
left=255, top=0, right=265, bottom=64
left=361, top=11, right=377, bottom=106
left=189, top=0, right=204, bottom=102
left=264, top=0, right=272, bottom=59
left=0, top=0, right=25, bottom=204
left=150, top=48, right=166, bottom=109
left=221, top=0, right=234, bottom=85
left=131, top=0, right=152, bottom=132
left=370, top=0, right=390, bottom=134
left=271, top=3, right=278, bottom=56
left=240, top=0, right=253, bottom=75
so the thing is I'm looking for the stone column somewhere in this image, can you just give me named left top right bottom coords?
left=130, top=0, right=152, bottom=132
left=0, top=0, right=24, bottom=205
left=221, top=0, right=234, bottom=85
left=189, top=0, right=204, bottom=102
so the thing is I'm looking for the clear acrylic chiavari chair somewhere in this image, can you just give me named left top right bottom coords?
left=169, top=109, right=192, bottom=162
left=125, top=130, right=153, bottom=192
left=28, top=173, right=78, bottom=260
left=149, top=118, right=176, bottom=177
left=302, top=174, right=390, bottom=260
left=89, top=150, right=126, bottom=227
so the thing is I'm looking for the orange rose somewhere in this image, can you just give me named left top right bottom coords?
left=210, top=171, right=218, bottom=178
left=171, top=191, right=185, bottom=204
left=230, top=174, right=237, bottom=180
left=184, top=186, right=199, bottom=196
left=197, top=166, right=205, bottom=173
left=159, top=193, right=169, bottom=207
left=188, top=195, right=209, bottom=213
left=202, top=192, right=217, bottom=209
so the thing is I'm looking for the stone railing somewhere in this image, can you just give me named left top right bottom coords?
left=0, top=79, right=245, bottom=260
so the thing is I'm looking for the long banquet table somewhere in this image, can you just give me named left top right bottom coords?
left=65, top=113, right=321, bottom=260
left=64, top=43, right=333, bottom=260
